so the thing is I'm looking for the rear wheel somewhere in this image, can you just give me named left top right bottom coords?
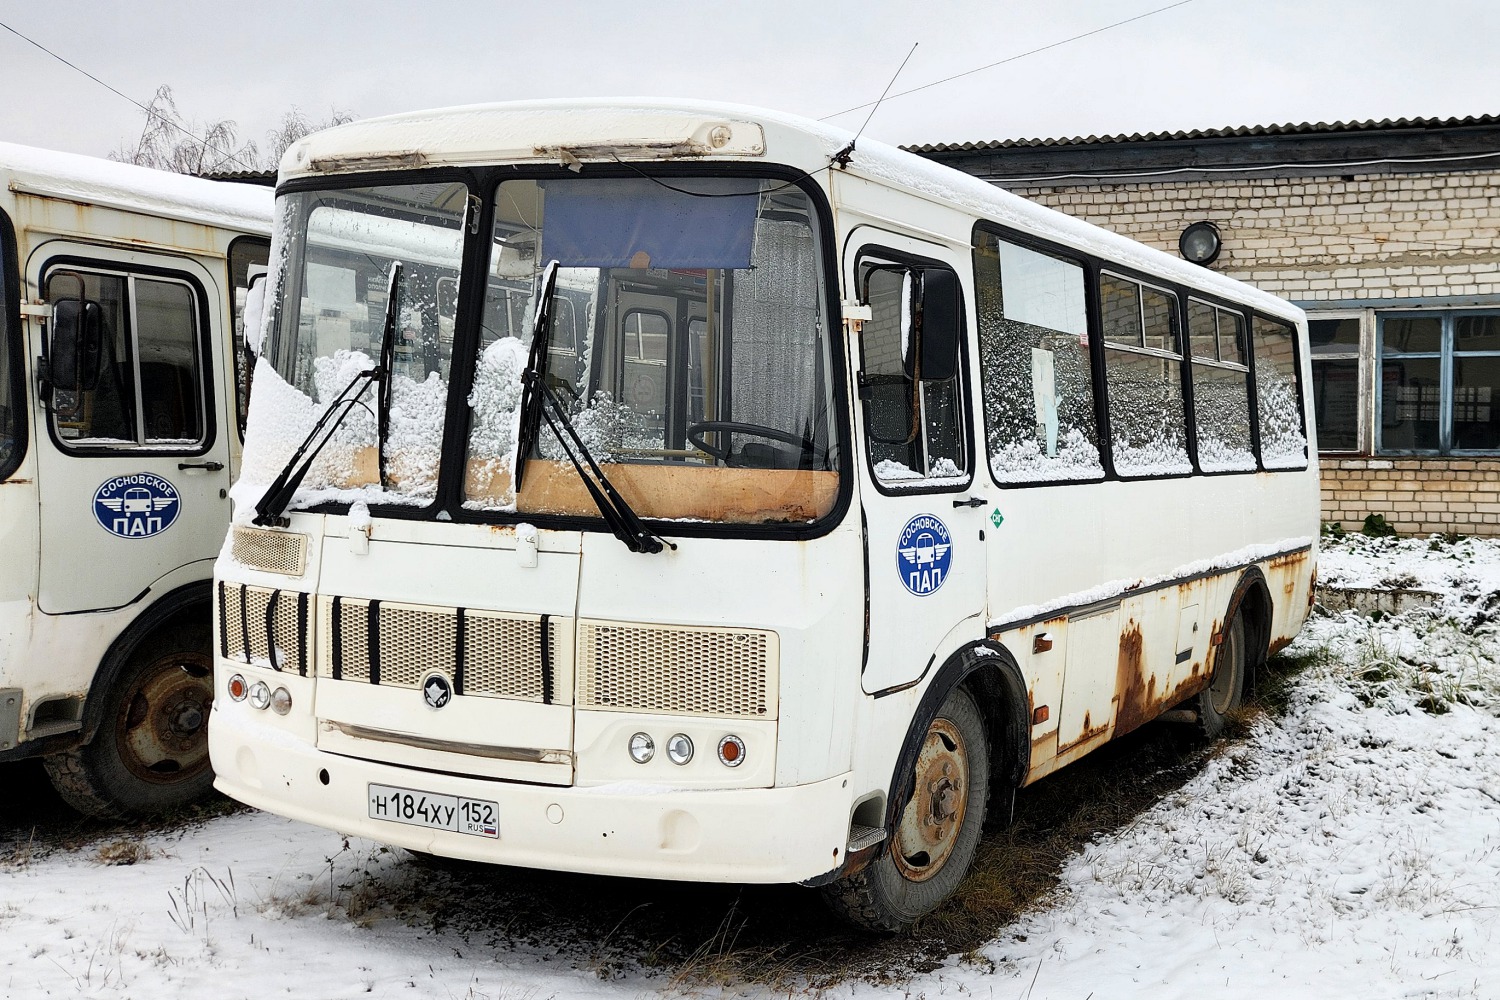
left=823, top=685, right=989, bottom=932
left=1196, top=611, right=1246, bottom=738
left=44, top=621, right=215, bottom=818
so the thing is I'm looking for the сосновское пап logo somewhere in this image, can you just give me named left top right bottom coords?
left=92, top=473, right=181, bottom=538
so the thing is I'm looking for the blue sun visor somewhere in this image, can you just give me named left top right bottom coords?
left=539, top=178, right=758, bottom=270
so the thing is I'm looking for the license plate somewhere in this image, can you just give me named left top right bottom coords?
left=367, top=783, right=499, bottom=838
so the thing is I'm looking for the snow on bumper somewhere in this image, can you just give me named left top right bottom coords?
left=210, top=707, right=854, bottom=885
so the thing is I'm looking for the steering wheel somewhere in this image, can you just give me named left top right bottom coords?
left=687, top=421, right=828, bottom=467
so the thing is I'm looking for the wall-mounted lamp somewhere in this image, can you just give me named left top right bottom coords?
left=1178, top=221, right=1222, bottom=266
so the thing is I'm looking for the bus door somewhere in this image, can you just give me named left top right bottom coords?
left=604, top=279, right=707, bottom=455
left=850, top=236, right=986, bottom=694
left=30, top=244, right=231, bottom=613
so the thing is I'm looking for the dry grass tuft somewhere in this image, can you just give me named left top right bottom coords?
left=93, top=838, right=154, bottom=866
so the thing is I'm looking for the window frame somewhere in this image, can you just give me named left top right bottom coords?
left=228, top=235, right=271, bottom=441
left=1185, top=295, right=1257, bottom=474
left=1376, top=309, right=1500, bottom=455
left=0, top=208, right=23, bottom=483
left=853, top=244, right=974, bottom=495
left=1304, top=309, right=1368, bottom=455
left=40, top=256, right=215, bottom=458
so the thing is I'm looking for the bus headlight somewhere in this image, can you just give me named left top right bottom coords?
left=227, top=674, right=248, bottom=702
left=248, top=681, right=271, bottom=711
left=270, top=687, right=293, bottom=716
left=717, top=735, right=746, bottom=767
left=666, top=734, right=693, bottom=765
left=628, top=732, right=654, bottom=764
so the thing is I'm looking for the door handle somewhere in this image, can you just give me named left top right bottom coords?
left=952, top=496, right=986, bottom=508
left=178, top=461, right=224, bottom=472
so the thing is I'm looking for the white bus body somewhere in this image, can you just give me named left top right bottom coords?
left=0, top=143, right=272, bottom=815
left=212, top=101, right=1317, bottom=929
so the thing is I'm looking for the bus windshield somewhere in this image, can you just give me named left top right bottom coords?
left=253, top=174, right=841, bottom=526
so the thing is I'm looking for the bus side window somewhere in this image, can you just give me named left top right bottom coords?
left=1099, top=273, right=1191, bottom=477
left=1254, top=315, right=1309, bottom=469
left=858, top=263, right=966, bottom=485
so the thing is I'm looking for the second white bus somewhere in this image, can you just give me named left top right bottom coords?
left=210, top=100, right=1317, bottom=931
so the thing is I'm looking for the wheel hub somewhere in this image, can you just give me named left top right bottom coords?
left=117, top=652, right=214, bottom=784
left=892, top=718, right=969, bottom=882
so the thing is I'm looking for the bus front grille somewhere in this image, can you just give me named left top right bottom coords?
left=218, top=582, right=311, bottom=675
left=576, top=619, right=779, bottom=719
left=317, top=597, right=573, bottom=704
left=229, top=526, right=308, bottom=577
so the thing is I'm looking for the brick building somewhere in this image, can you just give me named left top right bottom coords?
left=912, top=116, right=1500, bottom=536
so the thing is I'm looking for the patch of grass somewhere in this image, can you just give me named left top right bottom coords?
left=93, top=838, right=154, bottom=866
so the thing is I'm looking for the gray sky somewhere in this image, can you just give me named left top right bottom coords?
left=3, top=0, right=1498, bottom=163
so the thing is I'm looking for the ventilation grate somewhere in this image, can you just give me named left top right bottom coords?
left=218, top=582, right=310, bottom=675
left=229, top=526, right=308, bottom=576
left=576, top=619, right=778, bottom=719
left=317, top=598, right=567, bottom=703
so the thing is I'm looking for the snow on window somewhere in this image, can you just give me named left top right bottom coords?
left=1101, top=275, right=1191, bottom=477
left=1254, top=316, right=1309, bottom=469
left=974, top=233, right=1103, bottom=484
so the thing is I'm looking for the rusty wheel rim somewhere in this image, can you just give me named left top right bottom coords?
left=115, top=652, right=214, bottom=785
left=1207, top=618, right=1241, bottom=715
left=892, top=718, right=969, bottom=883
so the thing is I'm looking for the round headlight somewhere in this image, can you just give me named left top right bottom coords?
left=717, top=735, right=746, bottom=767
left=666, top=733, right=694, bottom=765
left=628, top=732, right=654, bottom=764
left=227, top=674, right=248, bottom=702
left=248, top=681, right=271, bottom=711
left=270, top=687, right=293, bottom=716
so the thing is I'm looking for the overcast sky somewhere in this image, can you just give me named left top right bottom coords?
left=3, top=0, right=1498, bottom=164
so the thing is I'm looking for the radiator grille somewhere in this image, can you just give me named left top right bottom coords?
left=218, top=583, right=309, bottom=674
left=229, top=526, right=307, bottom=576
left=576, top=619, right=777, bottom=719
left=318, top=598, right=568, bottom=703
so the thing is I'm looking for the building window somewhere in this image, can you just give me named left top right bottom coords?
left=1379, top=311, right=1500, bottom=454
left=1307, top=315, right=1362, bottom=452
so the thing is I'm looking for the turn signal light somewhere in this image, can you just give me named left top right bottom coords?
left=717, top=735, right=746, bottom=767
left=227, top=674, right=248, bottom=702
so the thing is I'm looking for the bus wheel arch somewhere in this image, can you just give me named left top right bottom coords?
left=823, top=643, right=1027, bottom=932
left=44, top=581, right=216, bottom=817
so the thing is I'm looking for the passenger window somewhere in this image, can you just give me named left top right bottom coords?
left=1188, top=298, right=1254, bottom=472
left=858, top=261, right=966, bottom=485
left=620, top=309, right=671, bottom=443
left=1099, top=274, right=1190, bottom=476
left=47, top=268, right=205, bottom=449
left=974, top=233, right=1101, bottom=484
left=1254, top=315, right=1309, bottom=469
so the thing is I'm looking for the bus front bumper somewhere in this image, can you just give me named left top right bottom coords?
left=211, top=708, right=855, bottom=885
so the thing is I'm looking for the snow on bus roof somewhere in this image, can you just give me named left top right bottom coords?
left=281, top=99, right=1300, bottom=322
left=0, top=141, right=273, bottom=235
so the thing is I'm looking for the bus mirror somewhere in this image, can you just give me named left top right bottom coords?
left=50, top=298, right=104, bottom=395
left=908, top=268, right=960, bottom=383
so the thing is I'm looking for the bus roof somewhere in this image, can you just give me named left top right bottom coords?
left=279, top=99, right=1301, bottom=323
left=0, top=141, right=273, bottom=236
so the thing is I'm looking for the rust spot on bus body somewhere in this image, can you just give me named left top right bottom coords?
left=1113, top=617, right=1209, bottom=739
left=1267, top=548, right=1309, bottom=597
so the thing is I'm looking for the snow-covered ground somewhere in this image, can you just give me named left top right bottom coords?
left=4, top=534, right=1499, bottom=999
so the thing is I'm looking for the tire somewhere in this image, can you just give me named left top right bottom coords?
left=822, top=685, right=989, bottom=933
left=1196, top=611, right=1246, bottom=739
left=43, top=621, right=216, bottom=818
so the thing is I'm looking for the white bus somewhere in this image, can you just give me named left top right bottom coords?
left=211, top=100, right=1317, bottom=931
left=0, top=143, right=271, bottom=816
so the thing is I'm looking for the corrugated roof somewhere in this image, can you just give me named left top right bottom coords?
left=195, top=169, right=277, bottom=186
left=904, top=114, right=1500, bottom=154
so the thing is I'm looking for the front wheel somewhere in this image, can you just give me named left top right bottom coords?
left=822, top=685, right=990, bottom=932
left=44, top=621, right=216, bottom=818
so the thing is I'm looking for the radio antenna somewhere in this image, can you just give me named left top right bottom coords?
left=833, top=42, right=918, bottom=168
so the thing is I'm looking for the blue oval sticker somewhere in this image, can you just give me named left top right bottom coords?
left=93, top=473, right=181, bottom=538
left=896, top=514, right=952, bottom=596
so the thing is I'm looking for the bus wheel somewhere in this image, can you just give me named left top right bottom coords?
left=1196, top=611, right=1246, bottom=739
left=44, top=622, right=215, bottom=818
left=823, top=685, right=989, bottom=932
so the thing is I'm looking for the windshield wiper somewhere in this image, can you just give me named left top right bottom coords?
left=514, top=261, right=672, bottom=554
left=252, top=262, right=402, bottom=527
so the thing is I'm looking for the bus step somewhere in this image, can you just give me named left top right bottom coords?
left=847, top=824, right=887, bottom=852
